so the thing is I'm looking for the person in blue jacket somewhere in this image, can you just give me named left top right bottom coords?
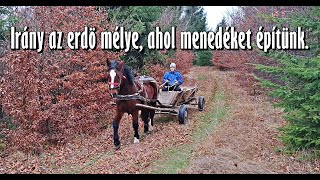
left=162, top=63, right=183, bottom=91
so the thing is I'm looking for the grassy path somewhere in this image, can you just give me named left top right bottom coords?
left=147, top=70, right=229, bottom=174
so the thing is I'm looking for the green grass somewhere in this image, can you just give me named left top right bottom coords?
left=152, top=144, right=193, bottom=174
left=193, top=88, right=228, bottom=142
left=0, top=143, right=5, bottom=151
left=150, top=78, right=229, bottom=174
left=297, top=149, right=320, bottom=161
left=197, top=74, right=206, bottom=81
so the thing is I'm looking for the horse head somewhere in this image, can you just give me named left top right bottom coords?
left=106, top=60, right=127, bottom=95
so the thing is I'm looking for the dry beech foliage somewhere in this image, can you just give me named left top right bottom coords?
left=212, top=50, right=270, bottom=95
left=0, top=7, right=195, bottom=154
left=1, top=7, right=121, bottom=153
left=212, top=6, right=311, bottom=95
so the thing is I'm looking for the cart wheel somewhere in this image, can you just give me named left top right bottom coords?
left=178, top=105, right=188, bottom=124
left=198, top=96, right=205, bottom=111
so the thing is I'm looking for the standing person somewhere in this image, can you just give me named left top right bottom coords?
left=162, top=63, right=183, bottom=91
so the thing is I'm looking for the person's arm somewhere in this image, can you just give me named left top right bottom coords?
left=163, top=72, right=169, bottom=83
left=177, top=72, right=183, bottom=86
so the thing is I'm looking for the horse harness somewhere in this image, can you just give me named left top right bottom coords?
left=112, top=75, right=158, bottom=105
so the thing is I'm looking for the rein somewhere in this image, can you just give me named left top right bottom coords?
left=108, top=82, right=120, bottom=86
left=111, top=80, right=149, bottom=103
left=108, top=67, right=126, bottom=90
left=109, top=67, right=147, bottom=103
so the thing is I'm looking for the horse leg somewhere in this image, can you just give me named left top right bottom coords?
left=141, top=110, right=150, bottom=134
left=148, top=109, right=155, bottom=132
left=148, top=101, right=156, bottom=132
left=132, top=110, right=140, bottom=144
left=113, top=111, right=123, bottom=150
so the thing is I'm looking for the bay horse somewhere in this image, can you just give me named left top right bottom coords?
left=106, top=60, right=159, bottom=150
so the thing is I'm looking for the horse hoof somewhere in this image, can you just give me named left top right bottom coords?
left=148, top=120, right=153, bottom=131
left=134, top=137, right=140, bottom=144
left=115, top=144, right=121, bottom=150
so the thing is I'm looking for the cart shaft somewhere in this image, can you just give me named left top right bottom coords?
left=136, top=103, right=177, bottom=113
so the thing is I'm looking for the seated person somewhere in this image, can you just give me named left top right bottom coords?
left=162, top=63, right=183, bottom=91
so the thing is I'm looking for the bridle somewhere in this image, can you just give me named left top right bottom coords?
left=106, top=61, right=147, bottom=103
left=108, top=67, right=126, bottom=90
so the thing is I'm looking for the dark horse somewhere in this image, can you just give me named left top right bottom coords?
left=106, top=60, right=159, bottom=150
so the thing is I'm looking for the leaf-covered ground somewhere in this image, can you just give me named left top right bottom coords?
left=182, top=68, right=320, bottom=174
left=1, top=66, right=319, bottom=174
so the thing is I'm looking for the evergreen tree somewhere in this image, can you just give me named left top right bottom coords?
left=182, top=6, right=212, bottom=66
left=181, top=6, right=207, bottom=32
left=194, top=50, right=212, bottom=66
left=106, top=6, right=165, bottom=70
left=256, top=7, right=320, bottom=153
left=0, top=6, right=18, bottom=41
left=215, top=16, right=227, bottom=31
left=106, top=6, right=212, bottom=68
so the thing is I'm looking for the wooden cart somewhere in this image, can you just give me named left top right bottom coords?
left=136, top=85, right=205, bottom=124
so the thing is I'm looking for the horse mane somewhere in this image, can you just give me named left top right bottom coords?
left=123, top=64, right=134, bottom=85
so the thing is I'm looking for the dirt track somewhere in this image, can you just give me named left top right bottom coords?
left=1, top=66, right=319, bottom=174
left=182, top=67, right=320, bottom=174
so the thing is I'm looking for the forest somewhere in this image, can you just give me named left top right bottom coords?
left=0, top=6, right=319, bottom=174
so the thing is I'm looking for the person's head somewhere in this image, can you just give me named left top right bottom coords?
left=170, top=63, right=176, bottom=72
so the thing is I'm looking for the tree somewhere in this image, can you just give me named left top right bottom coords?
left=181, top=6, right=211, bottom=66
left=181, top=6, right=207, bottom=32
left=256, top=7, right=320, bottom=153
left=0, top=6, right=19, bottom=41
left=194, top=50, right=212, bottom=66
left=215, top=16, right=227, bottom=31
left=105, top=6, right=165, bottom=70
left=212, top=7, right=313, bottom=94
left=1, top=6, right=119, bottom=153
left=106, top=6, right=196, bottom=79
